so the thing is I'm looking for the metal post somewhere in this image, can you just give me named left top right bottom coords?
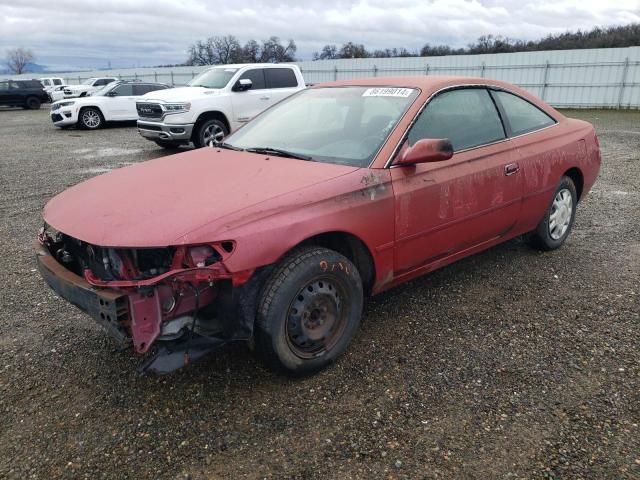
left=373, top=65, right=378, bottom=77
left=192, top=71, right=195, bottom=79
left=78, top=76, right=81, bottom=84
left=171, top=71, right=174, bottom=86
left=334, top=66, right=338, bottom=81
left=480, top=62, right=486, bottom=78
left=154, top=71, right=158, bottom=82
left=617, top=57, right=630, bottom=109
left=540, top=61, right=550, bottom=101
left=134, top=72, right=138, bottom=80
left=425, top=64, right=430, bottom=76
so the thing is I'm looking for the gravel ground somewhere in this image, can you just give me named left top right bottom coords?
left=0, top=107, right=638, bottom=479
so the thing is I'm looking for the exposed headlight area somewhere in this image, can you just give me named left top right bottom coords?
left=163, top=103, right=191, bottom=114
left=52, top=101, right=75, bottom=111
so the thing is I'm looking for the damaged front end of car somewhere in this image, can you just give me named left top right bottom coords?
left=35, top=224, right=263, bottom=375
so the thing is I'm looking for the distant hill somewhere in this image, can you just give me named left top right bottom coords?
left=0, top=62, right=48, bottom=75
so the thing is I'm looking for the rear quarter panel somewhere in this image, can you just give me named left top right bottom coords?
left=513, top=117, right=600, bottom=233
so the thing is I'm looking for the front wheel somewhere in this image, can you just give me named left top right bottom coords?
left=530, top=176, right=577, bottom=251
left=193, top=118, right=228, bottom=148
left=79, top=107, right=104, bottom=129
left=255, top=247, right=363, bottom=375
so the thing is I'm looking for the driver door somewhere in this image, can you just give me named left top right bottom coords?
left=104, top=84, right=136, bottom=120
left=391, top=87, right=522, bottom=275
left=230, top=68, right=271, bottom=130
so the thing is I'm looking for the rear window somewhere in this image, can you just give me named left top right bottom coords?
left=16, top=80, right=42, bottom=89
left=492, top=90, right=556, bottom=136
left=265, top=68, right=298, bottom=89
left=53, top=79, right=62, bottom=85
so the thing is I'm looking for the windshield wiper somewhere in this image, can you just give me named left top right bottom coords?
left=245, top=147, right=313, bottom=161
left=219, top=142, right=243, bottom=151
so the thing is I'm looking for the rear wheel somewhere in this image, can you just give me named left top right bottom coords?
left=79, top=107, right=104, bottom=129
left=193, top=118, right=228, bottom=148
left=25, top=96, right=41, bottom=110
left=255, top=247, right=363, bottom=375
left=530, top=176, right=577, bottom=251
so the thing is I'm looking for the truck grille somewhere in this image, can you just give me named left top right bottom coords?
left=137, top=102, right=163, bottom=119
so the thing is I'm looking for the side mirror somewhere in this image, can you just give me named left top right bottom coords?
left=395, top=138, right=454, bottom=166
left=234, top=78, right=253, bottom=91
left=106, top=90, right=118, bottom=96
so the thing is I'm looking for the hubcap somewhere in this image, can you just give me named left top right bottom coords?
left=286, top=278, right=346, bottom=358
left=549, top=188, right=573, bottom=240
left=83, top=110, right=100, bottom=128
left=203, top=123, right=225, bottom=147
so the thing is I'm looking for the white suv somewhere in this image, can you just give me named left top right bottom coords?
left=136, top=63, right=305, bottom=148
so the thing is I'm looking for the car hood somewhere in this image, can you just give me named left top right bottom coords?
left=141, top=87, right=224, bottom=102
left=43, top=148, right=359, bottom=247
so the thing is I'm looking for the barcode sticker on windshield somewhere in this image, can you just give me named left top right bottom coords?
left=362, top=88, right=413, bottom=97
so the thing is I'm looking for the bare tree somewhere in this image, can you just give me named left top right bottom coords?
left=6, top=47, right=34, bottom=74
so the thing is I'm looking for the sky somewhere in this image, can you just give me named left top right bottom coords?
left=1, top=0, right=639, bottom=71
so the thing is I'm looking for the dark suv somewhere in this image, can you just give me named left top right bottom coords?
left=0, top=79, right=49, bottom=109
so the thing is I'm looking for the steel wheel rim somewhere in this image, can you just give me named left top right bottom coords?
left=549, top=188, right=573, bottom=240
left=203, top=124, right=224, bottom=147
left=285, top=277, right=348, bottom=359
left=83, top=110, right=100, bottom=128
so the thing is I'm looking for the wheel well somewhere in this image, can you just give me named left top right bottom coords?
left=192, top=111, right=230, bottom=140
left=297, top=232, right=376, bottom=294
left=564, top=167, right=584, bottom=201
left=79, top=105, right=104, bottom=117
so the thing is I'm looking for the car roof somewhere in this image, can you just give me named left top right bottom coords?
left=314, top=75, right=524, bottom=96
left=205, top=63, right=295, bottom=69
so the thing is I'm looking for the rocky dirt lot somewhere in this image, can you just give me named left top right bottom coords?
left=0, top=108, right=638, bottom=479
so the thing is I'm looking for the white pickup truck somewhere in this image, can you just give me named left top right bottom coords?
left=63, top=77, right=118, bottom=98
left=136, top=63, right=305, bottom=148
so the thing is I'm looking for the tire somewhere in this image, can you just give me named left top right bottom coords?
left=255, top=246, right=363, bottom=375
left=530, top=176, right=578, bottom=251
left=193, top=118, right=228, bottom=148
left=25, top=97, right=41, bottom=110
left=79, top=107, right=104, bottom=129
left=154, top=140, right=182, bottom=150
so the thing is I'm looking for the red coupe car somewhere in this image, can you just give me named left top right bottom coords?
left=36, top=76, right=601, bottom=375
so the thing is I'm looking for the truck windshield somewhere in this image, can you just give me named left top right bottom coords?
left=224, top=86, right=419, bottom=167
left=188, top=68, right=238, bottom=89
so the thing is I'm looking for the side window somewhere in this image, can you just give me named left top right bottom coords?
left=265, top=68, right=298, bottom=89
left=238, top=69, right=266, bottom=90
left=10, top=82, right=21, bottom=89
left=111, top=84, right=134, bottom=96
left=134, top=84, right=165, bottom=95
left=53, top=79, right=62, bottom=85
left=42, top=80, right=51, bottom=86
left=492, top=90, right=555, bottom=136
left=0, top=81, right=9, bottom=89
left=407, top=88, right=505, bottom=151
left=95, top=79, right=113, bottom=87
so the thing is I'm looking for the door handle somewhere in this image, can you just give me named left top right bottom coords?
left=504, top=163, right=520, bottom=176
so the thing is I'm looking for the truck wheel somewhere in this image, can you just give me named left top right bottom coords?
left=530, top=176, right=577, bottom=251
left=193, top=118, right=228, bottom=148
left=255, top=246, right=363, bottom=375
left=25, top=96, right=41, bottom=110
left=79, top=107, right=104, bottom=129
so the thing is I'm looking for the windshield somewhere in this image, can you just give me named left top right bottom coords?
left=82, top=78, right=96, bottom=85
left=188, top=68, right=238, bottom=89
left=92, top=83, right=116, bottom=96
left=224, top=86, right=419, bottom=167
